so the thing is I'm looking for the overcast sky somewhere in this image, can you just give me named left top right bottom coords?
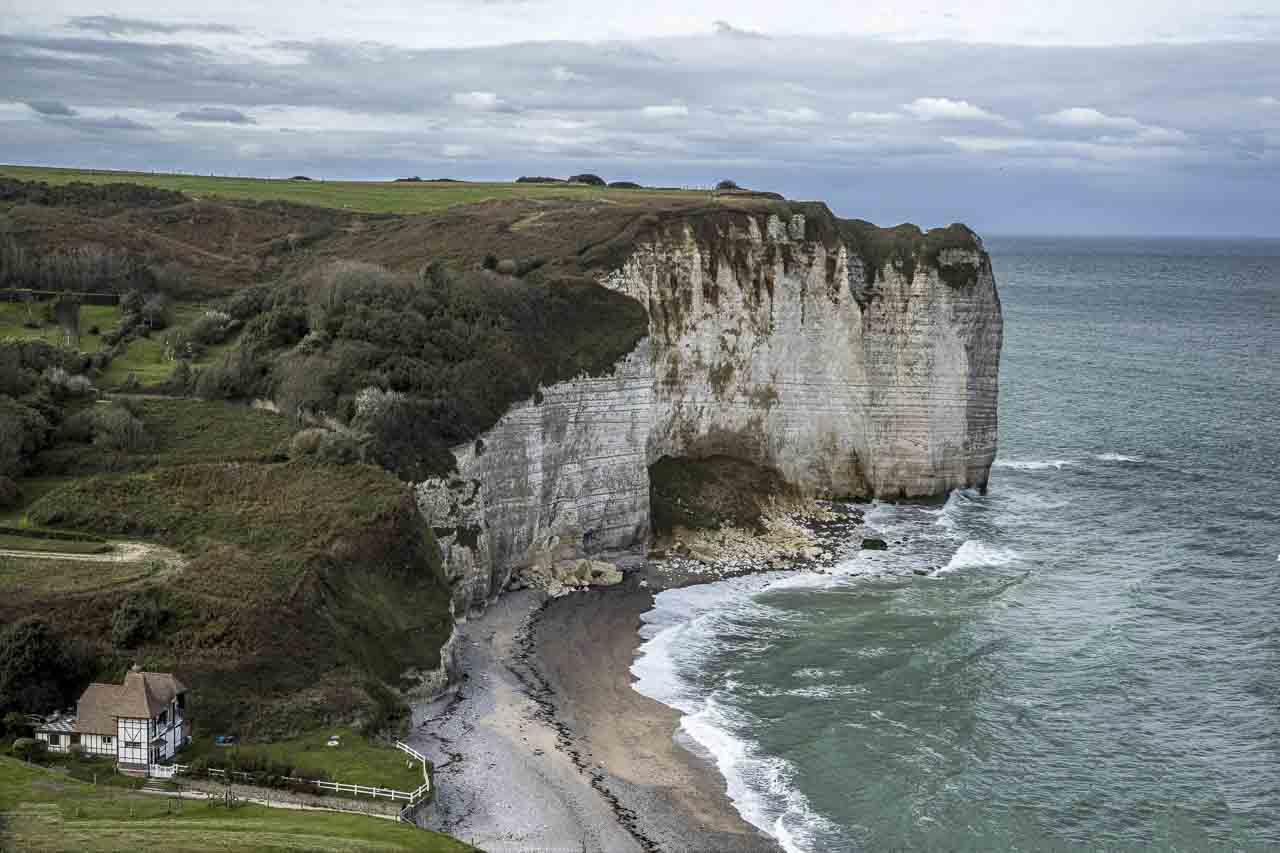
left=3, top=1, right=1279, bottom=235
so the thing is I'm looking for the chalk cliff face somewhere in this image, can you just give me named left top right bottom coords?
left=416, top=208, right=1002, bottom=613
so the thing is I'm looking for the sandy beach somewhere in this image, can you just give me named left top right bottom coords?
left=408, top=582, right=781, bottom=853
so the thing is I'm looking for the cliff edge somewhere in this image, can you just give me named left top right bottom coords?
left=415, top=200, right=1003, bottom=613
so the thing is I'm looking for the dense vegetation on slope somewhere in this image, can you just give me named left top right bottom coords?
left=0, top=390, right=453, bottom=735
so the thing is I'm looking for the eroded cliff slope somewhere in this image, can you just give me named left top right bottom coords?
left=416, top=203, right=1002, bottom=612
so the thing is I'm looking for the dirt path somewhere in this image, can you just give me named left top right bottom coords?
left=0, top=542, right=185, bottom=566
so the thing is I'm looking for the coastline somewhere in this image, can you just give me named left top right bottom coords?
left=408, top=582, right=783, bottom=853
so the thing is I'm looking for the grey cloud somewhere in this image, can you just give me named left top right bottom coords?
left=2, top=28, right=1278, bottom=234
left=176, top=107, right=256, bottom=124
left=25, top=100, right=76, bottom=116
left=69, top=15, right=241, bottom=36
left=71, top=115, right=154, bottom=133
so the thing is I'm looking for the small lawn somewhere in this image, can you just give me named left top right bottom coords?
left=0, top=302, right=117, bottom=352
left=177, top=727, right=424, bottom=793
left=0, top=757, right=473, bottom=852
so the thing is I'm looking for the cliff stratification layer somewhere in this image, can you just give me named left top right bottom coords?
left=416, top=203, right=1002, bottom=613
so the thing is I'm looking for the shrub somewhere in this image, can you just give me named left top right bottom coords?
left=568, top=173, right=605, bottom=186
left=150, top=262, right=190, bottom=298
left=0, top=475, right=20, bottom=509
left=90, top=403, right=151, bottom=452
left=164, top=360, right=193, bottom=395
left=608, top=181, right=642, bottom=189
left=141, top=293, right=172, bottom=330
left=0, top=397, right=52, bottom=478
left=110, top=592, right=167, bottom=648
left=288, top=428, right=360, bottom=464
left=11, top=737, right=46, bottom=763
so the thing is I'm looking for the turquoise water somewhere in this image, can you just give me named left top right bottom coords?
left=632, top=238, right=1280, bottom=851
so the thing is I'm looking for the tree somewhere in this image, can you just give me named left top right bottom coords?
left=0, top=617, right=82, bottom=715
left=715, top=179, right=741, bottom=191
left=2, top=710, right=31, bottom=737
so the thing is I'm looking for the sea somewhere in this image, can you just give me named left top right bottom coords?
left=631, top=237, right=1280, bottom=851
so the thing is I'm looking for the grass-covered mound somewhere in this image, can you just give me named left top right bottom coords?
left=0, top=756, right=474, bottom=852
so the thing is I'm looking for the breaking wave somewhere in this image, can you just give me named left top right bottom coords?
left=992, top=458, right=1076, bottom=471
left=1095, top=452, right=1144, bottom=463
left=937, top=539, right=1022, bottom=574
left=632, top=579, right=837, bottom=853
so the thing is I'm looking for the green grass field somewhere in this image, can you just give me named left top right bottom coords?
left=0, top=757, right=474, bottom=852
left=0, top=302, right=117, bottom=352
left=0, top=301, right=239, bottom=390
left=177, top=727, right=424, bottom=792
left=1, top=163, right=701, bottom=214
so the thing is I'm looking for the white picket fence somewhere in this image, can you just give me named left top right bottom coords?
left=161, top=742, right=431, bottom=808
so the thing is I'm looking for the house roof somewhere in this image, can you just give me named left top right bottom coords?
left=73, top=669, right=187, bottom=734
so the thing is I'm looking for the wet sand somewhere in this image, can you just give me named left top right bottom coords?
left=409, top=583, right=781, bottom=853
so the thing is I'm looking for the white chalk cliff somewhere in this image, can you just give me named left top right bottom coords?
left=416, top=208, right=1002, bottom=613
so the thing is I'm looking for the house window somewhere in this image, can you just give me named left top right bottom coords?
left=47, top=733, right=61, bottom=746
left=125, top=740, right=141, bottom=749
left=103, top=736, right=113, bottom=745
left=70, top=733, right=81, bottom=746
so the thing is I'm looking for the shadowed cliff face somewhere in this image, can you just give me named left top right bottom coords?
left=416, top=207, right=1002, bottom=613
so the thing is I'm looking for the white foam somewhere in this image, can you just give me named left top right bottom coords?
left=1095, top=452, right=1144, bottom=463
left=936, top=539, right=1021, bottom=574
left=992, top=458, right=1076, bottom=471
left=632, top=581, right=835, bottom=853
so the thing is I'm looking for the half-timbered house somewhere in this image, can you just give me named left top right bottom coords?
left=35, top=666, right=189, bottom=775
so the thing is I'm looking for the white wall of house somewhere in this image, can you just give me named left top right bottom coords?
left=79, top=732, right=116, bottom=758
left=117, top=717, right=149, bottom=767
left=34, top=731, right=67, bottom=753
left=37, top=730, right=118, bottom=757
left=151, top=697, right=186, bottom=762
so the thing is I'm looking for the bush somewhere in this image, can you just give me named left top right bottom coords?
left=110, top=592, right=167, bottom=648
left=0, top=475, right=20, bottom=509
left=11, top=737, right=45, bottom=763
left=288, top=428, right=360, bottom=464
left=141, top=293, right=172, bottom=330
left=150, top=262, right=190, bottom=298
left=568, top=173, right=605, bottom=186
left=90, top=403, right=151, bottom=452
left=608, top=181, right=642, bottom=189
